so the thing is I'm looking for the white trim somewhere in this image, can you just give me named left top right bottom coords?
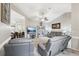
left=0, top=37, right=11, bottom=50
left=72, top=36, right=79, bottom=39
left=67, top=36, right=79, bottom=48
left=70, top=48, right=79, bottom=52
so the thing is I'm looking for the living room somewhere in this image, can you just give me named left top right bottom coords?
left=0, top=3, right=79, bottom=56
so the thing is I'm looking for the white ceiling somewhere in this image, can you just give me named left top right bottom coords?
left=11, top=9, right=25, bottom=20
left=12, top=3, right=71, bottom=22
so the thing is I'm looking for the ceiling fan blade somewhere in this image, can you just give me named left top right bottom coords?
left=44, top=17, right=48, bottom=21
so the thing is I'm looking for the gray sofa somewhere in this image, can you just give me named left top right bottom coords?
left=51, top=35, right=71, bottom=55
left=37, top=35, right=71, bottom=56
left=4, top=38, right=34, bottom=56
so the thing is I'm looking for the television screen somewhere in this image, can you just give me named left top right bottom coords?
left=27, top=27, right=36, bottom=33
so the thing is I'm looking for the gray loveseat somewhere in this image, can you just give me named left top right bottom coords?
left=4, top=38, right=34, bottom=56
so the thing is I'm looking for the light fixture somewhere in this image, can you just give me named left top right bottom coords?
left=39, top=8, right=51, bottom=22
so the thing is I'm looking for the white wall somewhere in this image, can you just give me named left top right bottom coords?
left=71, top=3, right=79, bottom=50
left=0, top=3, right=1, bottom=20
left=0, top=22, right=11, bottom=48
left=46, top=12, right=71, bottom=35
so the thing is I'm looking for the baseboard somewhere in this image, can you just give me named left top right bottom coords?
left=67, top=48, right=79, bottom=55
left=0, top=37, right=11, bottom=50
left=70, top=48, right=79, bottom=51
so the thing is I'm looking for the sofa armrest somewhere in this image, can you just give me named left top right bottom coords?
left=37, top=44, right=47, bottom=56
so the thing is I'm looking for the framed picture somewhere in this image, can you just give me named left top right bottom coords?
left=1, top=3, right=10, bottom=25
left=52, top=23, right=61, bottom=29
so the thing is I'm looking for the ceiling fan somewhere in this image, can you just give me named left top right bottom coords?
left=38, top=7, right=52, bottom=22
left=32, top=7, right=51, bottom=22
left=38, top=11, right=49, bottom=22
left=43, top=17, right=48, bottom=21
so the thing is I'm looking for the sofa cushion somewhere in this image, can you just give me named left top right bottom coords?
left=9, top=38, right=32, bottom=44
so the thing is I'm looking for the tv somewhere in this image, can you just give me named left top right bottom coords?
left=27, top=27, right=36, bottom=33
